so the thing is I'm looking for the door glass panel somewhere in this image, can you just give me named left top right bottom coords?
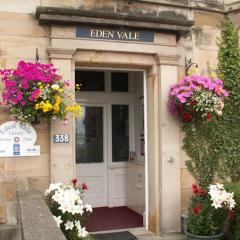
left=112, top=105, right=129, bottom=162
left=76, top=106, right=103, bottom=163
left=111, top=72, right=128, bottom=92
left=75, top=71, right=105, bottom=91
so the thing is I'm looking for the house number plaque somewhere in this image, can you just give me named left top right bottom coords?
left=53, top=134, right=69, bottom=143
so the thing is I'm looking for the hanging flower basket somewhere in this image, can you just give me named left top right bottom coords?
left=0, top=61, right=81, bottom=123
left=167, top=75, right=229, bottom=122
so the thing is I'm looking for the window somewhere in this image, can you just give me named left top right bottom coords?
left=75, top=71, right=105, bottom=91
left=111, top=72, right=129, bottom=92
left=112, top=104, right=129, bottom=162
left=76, top=106, right=103, bottom=163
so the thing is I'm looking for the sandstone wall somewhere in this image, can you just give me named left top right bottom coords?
left=0, top=7, right=51, bottom=224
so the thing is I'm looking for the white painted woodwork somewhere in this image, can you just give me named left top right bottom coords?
left=126, top=161, right=145, bottom=215
left=76, top=104, right=108, bottom=207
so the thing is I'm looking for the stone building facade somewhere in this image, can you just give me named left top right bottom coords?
left=0, top=0, right=240, bottom=236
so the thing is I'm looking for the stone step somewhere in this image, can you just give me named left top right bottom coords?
left=129, top=228, right=186, bottom=240
left=137, top=234, right=186, bottom=240
left=0, top=224, right=21, bottom=240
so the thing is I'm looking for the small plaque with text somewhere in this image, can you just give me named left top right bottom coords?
left=53, top=134, right=69, bottom=143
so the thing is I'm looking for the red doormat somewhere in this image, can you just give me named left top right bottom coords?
left=86, top=207, right=143, bottom=232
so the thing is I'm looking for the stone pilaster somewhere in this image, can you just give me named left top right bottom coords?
left=156, top=54, right=181, bottom=233
left=48, top=48, right=76, bottom=183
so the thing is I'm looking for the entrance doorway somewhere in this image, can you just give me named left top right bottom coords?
left=75, top=69, right=145, bottom=231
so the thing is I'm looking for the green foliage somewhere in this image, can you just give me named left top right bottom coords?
left=183, top=16, right=240, bottom=186
left=224, top=183, right=240, bottom=240
left=216, top=16, right=240, bottom=181
left=183, top=119, right=220, bottom=187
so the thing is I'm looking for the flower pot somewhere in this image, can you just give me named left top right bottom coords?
left=184, top=219, right=224, bottom=240
left=185, top=229, right=223, bottom=240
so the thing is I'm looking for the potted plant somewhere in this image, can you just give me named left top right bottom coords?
left=185, top=183, right=235, bottom=240
left=45, top=178, right=94, bottom=240
left=167, top=75, right=229, bottom=122
left=0, top=60, right=81, bottom=123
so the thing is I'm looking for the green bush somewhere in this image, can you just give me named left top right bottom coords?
left=224, top=183, right=240, bottom=240
left=216, top=16, right=240, bottom=182
left=186, top=184, right=228, bottom=236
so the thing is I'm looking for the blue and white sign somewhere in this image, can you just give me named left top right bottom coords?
left=0, top=121, right=40, bottom=157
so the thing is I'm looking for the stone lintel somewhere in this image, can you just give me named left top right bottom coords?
left=48, top=48, right=76, bottom=60
left=36, top=7, right=193, bottom=35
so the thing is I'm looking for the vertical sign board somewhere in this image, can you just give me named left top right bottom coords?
left=0, top=121, right=40, bottom=157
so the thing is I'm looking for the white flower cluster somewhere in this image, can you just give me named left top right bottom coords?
left=45, top=182, right=92, bottom=239
left=193, top=88, right=223, bottom=116
left=45, top=183, right=62, bottom=195
left=53, top=216, right=89, bottom=238
left=209, top=183, right=236, bottom=211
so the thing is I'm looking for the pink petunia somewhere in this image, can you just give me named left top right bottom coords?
left=20, top=100, right=26, bottom=106
left=64, top=80, right=70, bottom=87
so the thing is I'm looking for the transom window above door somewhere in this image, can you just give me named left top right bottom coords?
left=75, top=71, right=105, bottom=91
left=75, top=70, right=129, bottom=92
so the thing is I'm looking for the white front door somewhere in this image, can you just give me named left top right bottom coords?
left=76, top=104, right=108, bottom=207
left=76, top=103, right=131, bottom=208
left=75, top=70, right=137, bottom=208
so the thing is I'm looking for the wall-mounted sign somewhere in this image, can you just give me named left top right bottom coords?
left=0, top=121, right=40, bottom=157
left=76, top=26, right=154, bottom=43
left=53, top=134, right=69, bottom=143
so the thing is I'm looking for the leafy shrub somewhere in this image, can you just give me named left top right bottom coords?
left=224, top=183, right=240, bottom=240
left=186, top=183, right=235, bottom=236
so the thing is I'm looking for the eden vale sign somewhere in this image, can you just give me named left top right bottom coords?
left=0, top=121, right=40, bottom=157
left=76, top=26, right=154, bottom=43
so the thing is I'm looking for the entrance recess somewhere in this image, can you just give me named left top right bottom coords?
left=75, top=69, right=144, bottom=215
left=50, top=47, right=181, bottom=234
left=75, top=70, right=140, bottom=210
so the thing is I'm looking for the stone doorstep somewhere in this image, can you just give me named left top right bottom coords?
left=131, top=230, right=186, bottom=240
left=91, top=228, right=186, bottom=240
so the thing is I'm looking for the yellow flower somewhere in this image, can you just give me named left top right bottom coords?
left=58, top=88, right=63, bottom=93
left=65, top=103, right=82, bottom=116
left=75, top=84, right=81, bottom=91
left=55, top=95, right=61, bottom=104
left=53, top=104, right=60, bottom=113
left=42, top=102, right=53, bottom=113
left=35, top=104, right=40, bottom=110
